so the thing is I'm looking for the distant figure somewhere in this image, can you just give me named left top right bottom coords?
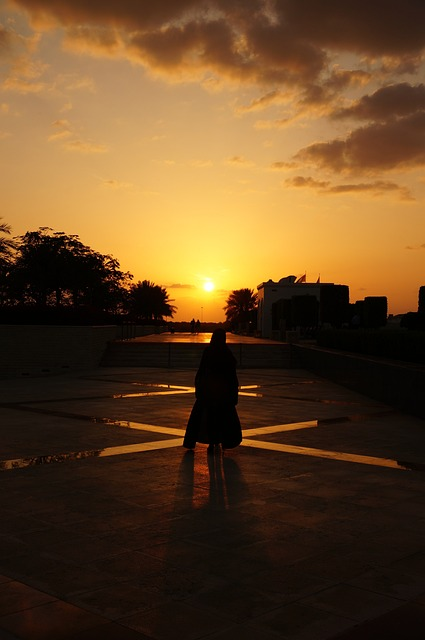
left=183, top=329, right=242, bottom=453
left=195, top=319, right=201, bottom=333
left=190, top=318, right=195, bottom=334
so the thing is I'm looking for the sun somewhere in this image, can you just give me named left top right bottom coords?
left=203, top=280, right=215, bottom=292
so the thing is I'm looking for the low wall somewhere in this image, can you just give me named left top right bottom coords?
left=0, top=325, right=119, bottom=377
left=293, top=343, right=425, bottom=419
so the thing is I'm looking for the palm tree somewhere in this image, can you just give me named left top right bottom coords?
left=224, top=288, right=258, bottom=329
left=127, top=280, right=176, bottom=322
left=0, top=218, right=15, bottom=267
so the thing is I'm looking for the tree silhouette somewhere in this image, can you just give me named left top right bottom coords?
left=9, top=227, right=131, bottom=311
left=126, top=280, right=176, bottom=322
left=0, top=218, right=15, bottom=267
left=0, top=218, right=17, bottom=306
left=224, top=288, right=258, bottom=326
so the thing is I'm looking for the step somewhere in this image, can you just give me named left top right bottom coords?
left=101, top=341, right=291, bottom=369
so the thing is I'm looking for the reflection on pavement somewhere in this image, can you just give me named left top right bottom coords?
left=2, top=376, right=423, bottom=474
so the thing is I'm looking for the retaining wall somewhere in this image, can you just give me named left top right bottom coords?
left=0, top=325, right=118, bottom=377
left=293, top=343, right=425, bottom=419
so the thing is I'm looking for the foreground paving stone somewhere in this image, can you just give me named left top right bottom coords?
left=1, top=366, right=425, bottom=639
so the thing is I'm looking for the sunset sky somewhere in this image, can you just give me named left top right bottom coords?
left=1, top=0, right=425, bottom=321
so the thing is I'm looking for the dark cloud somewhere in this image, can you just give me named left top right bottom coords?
left=13, top=0, right=425, bottom=86
left=294, top=112, right=425, bottom=172
left=129, top=19, right=254, bottom=81
left=286, top=175, right=413, bottom=200
left=277, top=0, right=425, bottom=57
left=13, top=0, right=201, bottom=30
left=332, top=83, right=425, bottom=121
left=286, top=176, right=330, bottom=189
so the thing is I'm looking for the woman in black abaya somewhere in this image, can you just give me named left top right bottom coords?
left=183, top=329, right=242, bottom=453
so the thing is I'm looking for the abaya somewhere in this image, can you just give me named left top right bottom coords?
left=183, top=329, right=242, bottom=450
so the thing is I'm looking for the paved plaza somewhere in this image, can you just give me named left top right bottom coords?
left=1, top=353, right=425, bottom=638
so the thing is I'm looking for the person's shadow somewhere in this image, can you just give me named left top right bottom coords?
left=137, top=449, right=274, bottom=637
left=178, top=448, right=248, bottom=513
left=174, top=448, right=271, bottom=574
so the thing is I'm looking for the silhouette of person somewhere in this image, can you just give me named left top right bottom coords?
left=190, top=318, right=195, bottom=334
left=183, top=328, right=242, bottom=453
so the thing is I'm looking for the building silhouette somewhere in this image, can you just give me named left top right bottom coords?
left=257, top=275, right=349, bottom=338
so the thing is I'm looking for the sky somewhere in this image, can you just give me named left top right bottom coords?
left=1, top=0, right=425, bottom=322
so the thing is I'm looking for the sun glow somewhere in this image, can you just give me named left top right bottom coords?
left=203, top=280, right=215, bottom=292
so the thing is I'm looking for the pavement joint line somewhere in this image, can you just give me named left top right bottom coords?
left=1, top=374, right=420, bottom=473
left=1, top=410, right=424, bottom=473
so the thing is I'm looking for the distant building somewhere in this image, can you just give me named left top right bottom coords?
left=351, top=296, right=388, bottom=328
left=257, top=275, right=349, bottom=338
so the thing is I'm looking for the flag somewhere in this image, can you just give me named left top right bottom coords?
left=296, top=273, right=306, bottom=283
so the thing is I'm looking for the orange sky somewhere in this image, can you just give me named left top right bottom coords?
left=1, top=0, right=425, bottom=321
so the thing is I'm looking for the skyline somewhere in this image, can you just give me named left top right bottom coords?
left=1, top=1, right=425, bottom=321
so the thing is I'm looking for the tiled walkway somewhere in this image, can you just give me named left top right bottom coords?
left=1, top=365, right=425, bottom=639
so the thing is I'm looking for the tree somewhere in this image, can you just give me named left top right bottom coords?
left=224, top=288, right=258, bottom=328
left=418, top=286, right=425, bottom=315
left=9, top=227, right=132, bottom=312
left=0, top=218, right=15, bottom=268
left=126, top=280, right=176, bottom=322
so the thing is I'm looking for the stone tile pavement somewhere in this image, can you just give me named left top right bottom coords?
left=1, top=366, right=425, bottom=639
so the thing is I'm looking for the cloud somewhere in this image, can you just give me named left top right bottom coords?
left=286, top=175, right=413, bottom=200
left=54, top=73, right=95, bottom=93
left=8, top=0, right=425, bottom=181
left=2, top=55, right=49, bottom=93
left=270, top=160, right=294, bottom=170
left=0, top=24, right=13, bottom=51
left=12, top=0, right=425, bottom=88
left=0, top=23, right=47, bottom=93
left=14, top=0, right=201, bottom=30
left=225, top=155, right=255, bottom=167
left=169, top=283, right=196, bottom=289
left=0, top=22, right=38, bottom=57
left=286, top=175, right=330, bottom=189
left=275, top=0, right=425, bottom=58
left=327, top=181, right=413, bottom=200
left=332, top=83, right=425, bottom=121
left=234, top=89, right=286, bottom=114
left=63, top=26, right=122, bottom=57
left=48, top=119, right=72, bottom=141
left=48, top=118, right=108, bottom=153
left=293, top=111, right=425, bottom=173
left=255, top=117, right=291, bottom=129
left=406, top=243, right=425, bottom=250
